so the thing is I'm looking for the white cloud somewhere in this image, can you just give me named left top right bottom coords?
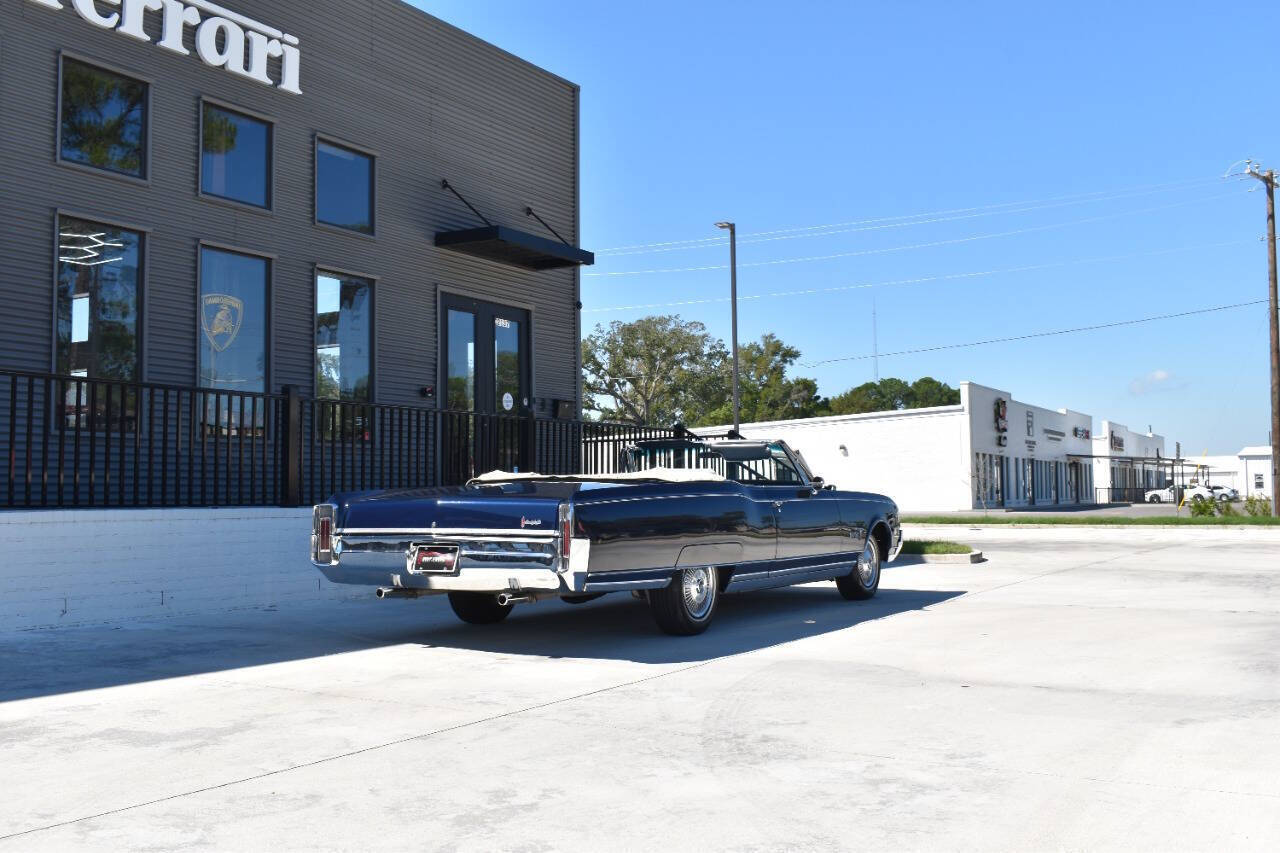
left=1129, top=369, right=1183, bottom=396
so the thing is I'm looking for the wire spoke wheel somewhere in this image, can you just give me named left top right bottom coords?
left=837, top=533, right=881, bottom=601
left=681, top=567, right=715, bottom=620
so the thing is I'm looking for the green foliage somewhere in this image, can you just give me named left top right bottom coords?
left=1189, top=497, right=1218, bottom=517
left=580, top=313, right=963, bottom=427
left=695, top=334, right=826, bottom=426
left=1217, top=500, right=1239, bottom=518
left=900, top=540, right=972, bottom=555
left=828, top=376, right=961, bottom=415
left=582, top=315, right=729, bottom=426
left=1244, top=494, right=1273, bottom=517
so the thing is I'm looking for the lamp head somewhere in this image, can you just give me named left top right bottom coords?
left=715, top=221, right=734, bottom=230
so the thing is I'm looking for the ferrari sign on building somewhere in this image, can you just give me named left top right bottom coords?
left=26, top=0, right=302, bottom=93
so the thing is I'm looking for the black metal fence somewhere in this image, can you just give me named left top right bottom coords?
left=1, top=369, right=675, bottom=510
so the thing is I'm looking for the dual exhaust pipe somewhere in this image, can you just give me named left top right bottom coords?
left=376, top=587, right=534, bottom=606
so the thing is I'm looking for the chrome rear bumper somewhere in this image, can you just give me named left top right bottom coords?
left=314, top=530, right=588, bottom=594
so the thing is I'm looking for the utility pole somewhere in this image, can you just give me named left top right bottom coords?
left=1245, top=163, right=1280, bottom=516
left=872, top=295, right=879, bottom=382
left=715, top=221, right=741, bottom=432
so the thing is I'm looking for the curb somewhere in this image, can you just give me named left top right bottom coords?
left=893, top=551, right=984, bottom=565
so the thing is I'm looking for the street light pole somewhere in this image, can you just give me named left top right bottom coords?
left=716, top=221, right=741, bottom=432
left=1245, top=165, right=1280, bottom=516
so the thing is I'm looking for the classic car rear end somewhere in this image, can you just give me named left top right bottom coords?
left=311, top=437, right=901, bottom=634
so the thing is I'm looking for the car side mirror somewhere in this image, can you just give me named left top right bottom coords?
left=810, top=476, right=825, bottom=489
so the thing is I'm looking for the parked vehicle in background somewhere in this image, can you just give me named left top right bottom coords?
left=1181, top=485, right=1216, bottom=503
left=1145, top=485, right=1175, bottom=503
left=310, top=435, right=902, bottom=635
left=1210, top=485, right=1239, bottom=502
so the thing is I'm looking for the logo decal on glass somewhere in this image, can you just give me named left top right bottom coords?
left=201, top=294, right=244, bottom=352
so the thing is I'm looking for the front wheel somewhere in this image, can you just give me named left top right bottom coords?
left=837, top=535, right=881, bottom=601
left=448, top=592, right=513, bottom=625
left=1148, top=495, right=1161, bottom=503
left=648, top=566, right=719, bottom=635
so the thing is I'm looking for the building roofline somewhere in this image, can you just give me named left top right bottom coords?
left=392, top=0, right=580, bottom=92
left=691, top=403, right=966, bottom=433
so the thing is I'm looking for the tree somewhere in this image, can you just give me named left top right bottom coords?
left=695, top=334, right=826, bottom=426
left=582, top=316, right=729, bottom=425
left=909, top=376, right=962, bottom=408
left=827, top=376, right=960, bottom=415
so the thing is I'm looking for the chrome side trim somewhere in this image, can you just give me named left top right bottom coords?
left=339, top=527, right=558, bottom=541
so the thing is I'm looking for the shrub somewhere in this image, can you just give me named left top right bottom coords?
left=1245, top=495, right=1272, bottom=517
left=1217, top=500, right=1238, bottom=517
left=1189, top=498, right=1217, bottom=517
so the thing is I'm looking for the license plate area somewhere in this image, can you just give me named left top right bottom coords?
left=406, top=544, right=460, bottom=575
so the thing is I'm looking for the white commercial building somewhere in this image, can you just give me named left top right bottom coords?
left=696, top=381, right=1170, bottom=513
left=1240, top=446, right=1274, bottom=499
left=1091, top=421, right=1168, bottom=502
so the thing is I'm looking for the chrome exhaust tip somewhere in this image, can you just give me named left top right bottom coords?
left=376, top=587, right=425, bottom=599
left=496, top=592, right=534, bottom=607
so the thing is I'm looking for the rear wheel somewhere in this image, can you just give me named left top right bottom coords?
left=837, top=535, right=881, bottom=600
left=648, top=566, right=719, bottom=635
left=448, top=592, right=513, bottom=625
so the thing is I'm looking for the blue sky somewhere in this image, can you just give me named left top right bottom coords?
left=417, top=0, right=1279, bottom=453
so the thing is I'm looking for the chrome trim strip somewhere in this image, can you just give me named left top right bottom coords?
left=339, top=527, right=557, bottom=540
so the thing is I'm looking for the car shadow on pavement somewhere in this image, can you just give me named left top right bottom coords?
left=415, top=585, right=965, bottom=665
left=0, top=585, right=963, bottom=702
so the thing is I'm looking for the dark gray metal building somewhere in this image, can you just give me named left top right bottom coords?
left=2, top=0, right=590, bottom=419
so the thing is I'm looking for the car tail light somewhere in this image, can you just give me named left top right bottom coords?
left=312, top=504, right=335, bottom=563
left=558, top=502, right=573, bottom=571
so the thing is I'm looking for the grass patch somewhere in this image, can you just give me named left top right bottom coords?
left=900, top=539, right=973, bottom=555
left=902, top=514, right=1280, bottom=526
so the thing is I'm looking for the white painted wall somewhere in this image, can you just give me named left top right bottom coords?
left=0, top=508, right=356, bottom=632
left=1240, top=447, right=1274, bottom=499
left=695, top=407, right=969, bottom=512
left=1092, top=421, right=1167, bottom=496
left=963, top=383, right=1095, bottom=508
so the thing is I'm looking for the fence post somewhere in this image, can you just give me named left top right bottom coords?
left=281, top=385, right=303, bottom=507
left=523, top=409, right=538, bottom=474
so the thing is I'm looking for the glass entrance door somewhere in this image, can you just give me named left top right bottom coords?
left=440, top=295, right=531, bottom=480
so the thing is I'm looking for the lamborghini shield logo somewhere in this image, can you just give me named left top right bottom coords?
left=201, top=294, right=244, bottom=353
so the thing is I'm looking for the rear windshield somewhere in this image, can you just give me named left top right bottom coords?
left=625, top=442, right=806, bottom=485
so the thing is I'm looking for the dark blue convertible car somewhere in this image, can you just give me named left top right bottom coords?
left=311, top=436, right=902, bottom=635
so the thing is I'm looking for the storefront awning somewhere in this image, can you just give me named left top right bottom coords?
left=434, top=225, right=595, bottom=271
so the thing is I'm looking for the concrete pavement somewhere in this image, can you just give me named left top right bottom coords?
left=2, top=526, right=1279, bottom=850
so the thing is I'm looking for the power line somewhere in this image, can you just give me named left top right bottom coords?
left=582, top=239, right=1256, bottom=314
left=800, top=300, right=1268, bottom=368
left=583, top=190, right=1248, bottom=278
left=593, top=175, right=1226, bottom=254
left=597, top=177, right=1233, bottom=257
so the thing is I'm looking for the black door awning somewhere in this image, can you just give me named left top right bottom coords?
left=435, top=225, right=594, bottom=271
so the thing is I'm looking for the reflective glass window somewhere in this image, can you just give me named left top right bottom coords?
left=199, top=247, right=267, bottom=392
left=56, top=215, right=141, bottom=379
left=447, top=310, right=475, bottom=410
left=316, top=141, right=374, bottom=233
left=201, top=103, right=271, bottom=208
left=60, top=59, right=147, bottom=178
left=494, top=316, right=521, bottom=412
left=315, top=272, right=372, bottom=401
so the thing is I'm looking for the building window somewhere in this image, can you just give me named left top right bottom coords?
left=60, top=58, right=148, bottom=179
left=199, top=247, right=267, bottom=393
left=315, top=272, right=372, bottom=401
left=56, top=215, right=142, bottom=379
left=201, top=103, right=271, bottom=208
left=1257, top=473, right=1266, bottom=490
left=316, top=140, right=374, bottom=234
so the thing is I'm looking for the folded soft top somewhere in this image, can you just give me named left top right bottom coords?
left=468, top=467, right=726, bottom=485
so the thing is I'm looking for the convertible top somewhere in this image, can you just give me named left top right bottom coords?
left=468, top=467, right=727, bottom=485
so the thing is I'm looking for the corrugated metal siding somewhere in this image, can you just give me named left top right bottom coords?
left=0, top=0, right=581, bottom=410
